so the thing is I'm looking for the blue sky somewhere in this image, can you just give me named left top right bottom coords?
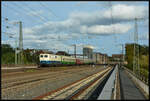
left=1, top=1, right=149, bottom=56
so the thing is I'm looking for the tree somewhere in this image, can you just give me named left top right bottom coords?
left=1, top=44, right=15, bottom=64
left=125, top=43, right=149, bottom=80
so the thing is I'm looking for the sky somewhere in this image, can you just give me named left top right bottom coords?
left=1, top=1, right=149, bottom=56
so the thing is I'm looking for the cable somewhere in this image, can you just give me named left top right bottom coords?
left=3, top=3, right=22, bottom=15
left=3, top=3, right=44, bottom=26
left=39, top=2, right=59, bottom=19
left=108, top=1, right=118, bottom=44
left=12, top=3, right=45, bottom=24
left=24, top=2, right=50, bottom=22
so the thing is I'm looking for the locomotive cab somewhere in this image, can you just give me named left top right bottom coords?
left=39, top=54, right=50, bottom=67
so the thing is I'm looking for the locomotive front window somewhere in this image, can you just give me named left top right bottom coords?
left=40, top=55, right=43, bottom=57
left=44, top=55, right=48, bottom=58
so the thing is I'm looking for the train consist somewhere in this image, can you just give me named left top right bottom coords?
left=39, top=53, right=94, bottom=67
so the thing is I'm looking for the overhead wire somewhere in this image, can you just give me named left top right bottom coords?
left=23, top=2, right=50, bottom=22
left=1, top=5, right=16, bottom=41
left=108, top=1, right=118, bottom=44
left=25, top=2, right=65, bottom=51
left=39, top=2, right=59, bottom=19
left=2, top=3, right=23, bottom=16
left=12, top=2, right=45, bottom=24
left=39, top=2, right=70, bottom=45
left=2, top=3, right=47, bottom=49
left=39, top=2, right=76, bottom=52
left=39, top=2, right=61, bottom=42
left=2, top=3, right=47, bottom=27
left=2, top=3, right=54, bottom=51
left=9, top=2, right=56, bottom=48
left=75, top=2, right=86, bottom=47
left=5, top=3, right=53, bottom=32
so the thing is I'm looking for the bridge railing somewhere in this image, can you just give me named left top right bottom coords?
left=123, top=66, right=149, bottom=98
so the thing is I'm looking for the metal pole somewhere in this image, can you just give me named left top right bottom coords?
left=104, top=54, right=105, bottom=64
left=136, top=18, right=140, bottom=76
left=123, top=44, right=125, bottom=63
left=122, top=44, right=124, bottom=66
left=96, top=53, right=97, bottom=63
left=104, top=54, right=106, bottom=68
left=19, top=21, right=23, bottom=64
left=15, top=38, right=17, bottom=65
left=75, top=45, right=76, bottom=58
left=68, top=49, right=69, bottom=54
left=133, top=19, right=136, bottom=74
left=133, top=18, right=140, bottom=75
left=133, top=43, right=135, bottom=73
left=137, top=23, right=140, bottom=77
left=74, top=44, right=76, bottom=58
left=104, top=55, right=106, bottom=64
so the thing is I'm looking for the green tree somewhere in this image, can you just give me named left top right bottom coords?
left=125, top=43, right=149, bottom=80
left=1, top=44, right=15, bottom=64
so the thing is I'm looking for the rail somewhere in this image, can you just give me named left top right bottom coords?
left=33, top=67, right=113, bottom=100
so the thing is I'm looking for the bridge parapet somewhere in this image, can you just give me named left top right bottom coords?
left=123, top=67, right=149, bottom=99
left=97, top=65, right=120, bottom=100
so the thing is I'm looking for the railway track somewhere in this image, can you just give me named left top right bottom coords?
left=2, top=67, right=107, bottom=99
left=2, top=68, right=87, bottom=89
left=2, top=68, right=88, bottom=93
left=33, top=67, right=113, bottom=100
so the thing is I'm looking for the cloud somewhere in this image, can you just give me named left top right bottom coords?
left=23, top=39, right=74, bottom=52
left=24, top=28, right=35, bottom=34
left=4, top=4, right=148, bottom=51
left=70, top=4, right=148, bottom=26
left=22, top=4, right=148, bottom=37
left=104, top=4, right=148, bottom=20
left=80, top=23, right=132, bottom=35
